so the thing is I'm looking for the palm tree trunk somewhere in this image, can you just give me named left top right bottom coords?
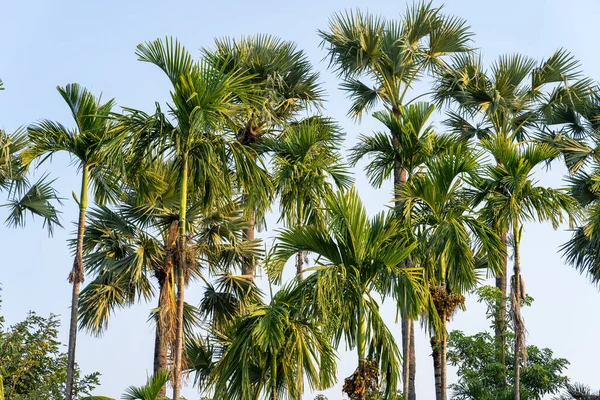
left=154, top=277, right=169, bottom=397
left=441, top=320, right=447, bottom=400
left=357, top=300, right=367, bottom=400
left=241, top=208, right=256, bottom=277
left=431, top=335, right=442, bottom=400
left=173, top=156, right=188, bottom=400
left=408, top=320, right=416, bottom=400
left=271, top=354, right=278, bottom=400
left=392, top=131, right=415, bottom=400
left=65, top=165, right=89, bottom=400
left=496, top=228, right=508, bottom=367
left=513, top=222, right=522, bottom=400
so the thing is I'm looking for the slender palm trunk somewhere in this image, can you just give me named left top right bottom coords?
left=271, top=354, right=278, bottom=400
left=154, top=277, right=169, bottom=397
left=496, top=228, right=508, bottom=368
left=409, top=321, right=416, bottom=399
left=441, top=321, right=447, bottom=400
left=431, top=335, right=442, bottom=400
left=357, top=300, right=367, bottom=400
left=242, top=209, right=256, bottom=277
left=392, top=133, right=414, bottom=400
left=173, top=156, right=188, bottom=400
left=65, top=165, right=89, bottom=400
left=513, top=221, right=522, bottom=400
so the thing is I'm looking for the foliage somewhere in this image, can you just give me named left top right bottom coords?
left=553, top=383, right=600, bottom=400
left=447, top=287, right=569, bottom=400
left=0, top=304, right=100, bottom=400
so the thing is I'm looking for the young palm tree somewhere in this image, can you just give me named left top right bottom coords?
left=0, top=128, right=61, bottom=233
left=320, top=5, right=473, bottom=396
left=203, top=34, right=323, bottom=278
left=268, top=187, right=426, bottom=400
left=23, top=83, right=121, bottom=399
left=399, top=149, right=504, bottom=400
left=122, top=370, right=170, bottom=400
left=473, top=138, right=579, bottom=400
left=124, top=37, right=268, bottom=399
left=266, top=117, right=352, bottom=278
left=210, top=284, right=337, bottom=400
left=433, top=50, right=591, bottom=361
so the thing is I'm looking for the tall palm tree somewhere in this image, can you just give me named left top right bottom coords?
left=399, top=149, right=504, bottom=400
left=320, top=5, right=473, bottom=397
left=0, top=128, right=61, bottom=233
left=203, top=34, right=323, bottom=278
left=266, top=117, right=352, bottom=278
left=77, top=168, right=261, bottom=396
left=535, top=91, right=600, bottom=285
left=268, top=187, right=425, bottom=400
left=124, top=37, right=267, bottom=399
left=349, top=102, right=456, bottom=396
left=472, top=138, right=579, bottom=400
left=433, top=50, right=591, bottom=362
left=23, top=83, right=121, bottom=399
left=210, top=284, right=337, bottom=400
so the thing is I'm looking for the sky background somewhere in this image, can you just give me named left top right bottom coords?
left=1, top=0, right=599, bottom=399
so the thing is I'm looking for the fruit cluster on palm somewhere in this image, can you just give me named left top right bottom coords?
left=3, top=1, right=600, bottom=400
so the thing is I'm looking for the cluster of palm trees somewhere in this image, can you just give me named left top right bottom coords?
left=3, top=2, right=600, bottom=400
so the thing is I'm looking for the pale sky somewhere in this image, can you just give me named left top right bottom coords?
left=1, top=1, right=599, bottom=399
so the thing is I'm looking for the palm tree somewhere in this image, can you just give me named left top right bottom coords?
left=472, top=138, right=579, bottom=400
left=399, top=149, right=504, bottom=400
left=0, top=80, right=61, bottom=233
left=77, top=164, right=261, bottom=397
left=210, top=284, right=337, bottom=400
left=23, top=83, right=121, bottom=399
left=266, top=117, right=352, bottom=279
left=123, top=37, right=268, bottom=399
left=349, top=102, right=456, bottom=397
left=122, top=370, right=170, bottom=400
left=267, top=187, right=425, bottom=400
left=553, top=383, right=600, bottom=400
left=203, top=34, right=323, bottom=277
left=0, top=128, right=61, bottom=233
left=534, top=91, right=600, bottom=285
left=433, top=50, right=591, bottom=362
left=320, top=5, right=473, bottom=397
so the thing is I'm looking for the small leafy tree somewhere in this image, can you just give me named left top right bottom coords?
left=0, top=295, right=100, bottom=400
left=447, top=286, right=569, bottom=400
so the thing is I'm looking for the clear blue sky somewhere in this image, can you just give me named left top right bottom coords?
left=1, top=0, right=599, bottom=398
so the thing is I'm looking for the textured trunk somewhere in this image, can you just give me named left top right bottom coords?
left=408, top=320, right=416, bottom=400
left=392, top=131, right=414, bottom=400
left=441, top=319, right=447, bottom=400
left=296, top=251, right=304, bottom=280
left=154, top=277, right=169, bottom=397
left=173, top=156, right=188, bottom=400
left=241, top=210, right=256, bottom=277
left=513, top=221, right=522, bottom=400
left=271, top=355, right=278, bottom=400
left=357, top=300, right=367, bottom=400
left=495, top=228, right=508, bottom=367
left=431, top=336, right=442, bottom=400
left=65, top=165, right=89, bottom=400
left=402, top=317, right=411, bottom=398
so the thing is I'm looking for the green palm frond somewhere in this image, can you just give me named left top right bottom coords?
left=320, top=4, right=472, bottom=117
left=122, top=370, right=170, bottom=400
